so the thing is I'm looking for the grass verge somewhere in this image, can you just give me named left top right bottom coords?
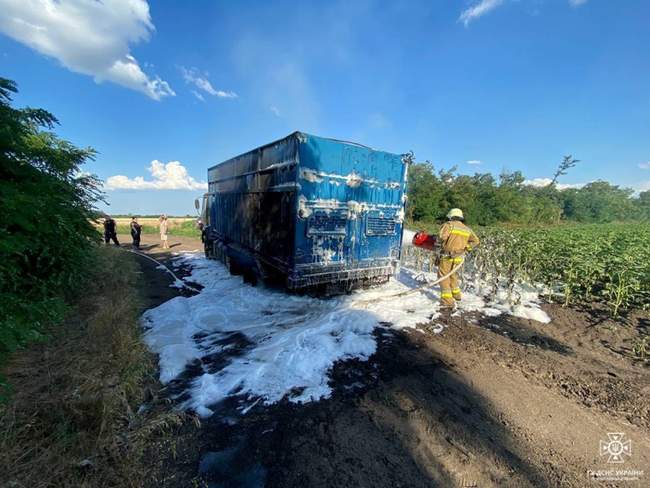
left=0, top=246, right=192, bottom=487
left=115, top=221, right=201, bottom=238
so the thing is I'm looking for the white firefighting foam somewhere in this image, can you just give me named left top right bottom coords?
left=402, top=229, right=416, bottom=246
left=142, top=251, right=550, bottom=417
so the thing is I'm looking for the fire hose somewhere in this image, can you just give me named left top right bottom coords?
left=355, top=259, right=465, bottom=304
left=394, top=259, right=465, bottom=298
left=355, top=229, right=467, bottom=303
left=123, top=248, right=201, bottom=293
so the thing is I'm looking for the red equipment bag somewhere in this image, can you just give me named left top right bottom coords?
left=412, top=231, right=437, bottom=250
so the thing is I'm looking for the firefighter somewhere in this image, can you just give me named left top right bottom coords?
left=437, top=208, right=479, bottom=308
left=103, top=215, right=120, bottom=246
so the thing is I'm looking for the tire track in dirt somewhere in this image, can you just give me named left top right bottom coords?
left=450, top=308, right=650, bottom=429
left=421, top=309, right=650, bottom=487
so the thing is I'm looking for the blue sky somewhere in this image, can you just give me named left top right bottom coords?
left=1, top=0, right=649, bottom=215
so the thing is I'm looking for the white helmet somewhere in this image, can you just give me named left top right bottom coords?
left=447, top=208, right=464, bottom=220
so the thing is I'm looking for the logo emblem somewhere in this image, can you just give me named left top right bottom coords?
left=600, top=433, right=632, bottom=463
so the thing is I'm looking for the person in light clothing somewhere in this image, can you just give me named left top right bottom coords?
left=159, top=215, right=169, bottom=249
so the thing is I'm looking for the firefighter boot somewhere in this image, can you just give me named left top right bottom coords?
left=438, top=304, right=453, bottom=325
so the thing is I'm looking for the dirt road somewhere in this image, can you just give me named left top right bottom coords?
left=115, top=233, right=203, bottom=254
left=132, top=237, right=649, bottom=487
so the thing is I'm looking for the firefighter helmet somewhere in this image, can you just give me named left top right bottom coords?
left=446, top=208, right=464, bottom=220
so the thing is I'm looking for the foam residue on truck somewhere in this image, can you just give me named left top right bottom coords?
left=202, top=132, right=408, bottom=292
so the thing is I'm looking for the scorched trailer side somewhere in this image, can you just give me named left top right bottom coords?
left=201, top=131, right=408, bottom=291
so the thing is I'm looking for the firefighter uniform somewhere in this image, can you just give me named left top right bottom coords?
left=438, top=212, right=479, bottom=307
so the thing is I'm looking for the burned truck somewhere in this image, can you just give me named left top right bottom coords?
left=199, top=132, right=408, bottom=292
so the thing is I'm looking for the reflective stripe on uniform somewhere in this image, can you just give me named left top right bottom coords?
left=452, top=288, right=461, bottom=294
left=440, top=292, right=453, bottom=298
left=441, top=256, right=464, bottom=264
left=450, top=228, right=471, bottom=237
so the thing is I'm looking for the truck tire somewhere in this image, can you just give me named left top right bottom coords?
left=225, top=255, right=242, bottom=276
left=243, top=269, right=258, bottom=286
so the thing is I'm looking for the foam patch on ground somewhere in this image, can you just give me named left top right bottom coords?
left=142, top=253, right=549, bottom=417
left=404, top=268, right=552, bottom=325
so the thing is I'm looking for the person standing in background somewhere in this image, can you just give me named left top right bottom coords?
left=197, top=218, right=205, bottom=243
left=159, top=215, right=169, bottom=249
left=103, top=215, right=119, bottom=246
left=130, top=217, right=142, bottom=249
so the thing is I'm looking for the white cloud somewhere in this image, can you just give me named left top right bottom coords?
left=524, top=177, right=553, bottom=187
left=557, top=183, right=586, bottom=191
left=106, top=160, right=207, bottom=191
left=215, top=89, right=237, bottom=98
left=523, top=178, right=585, bottom=190
left=569, top=0, right=589, bottom=6
left=634, top=181, right=650, bottom=193
left=459, top=0, right=504, bottom=26
left=466, top=160, right=482, bottom=165
left=181, top=67, right=237, bottom=99
left=638, top=162, right=650, bottom=170
left=0, top=0, right=174, bottom=100
left=269, top=105, right=281, bottom=117
left=191, top=90, right=205, bottom=102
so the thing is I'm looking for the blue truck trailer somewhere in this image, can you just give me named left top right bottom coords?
left=200, top=132, right=408, bottom=292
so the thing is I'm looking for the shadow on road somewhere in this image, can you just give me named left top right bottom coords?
left=171, top=328, right=558, bottom=488
left=477, top=314, right=573, bottom=356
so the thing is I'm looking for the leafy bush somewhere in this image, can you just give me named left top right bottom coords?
left=0, top=78, right=101, bottom=361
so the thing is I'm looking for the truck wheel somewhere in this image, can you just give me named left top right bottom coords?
left=226, top=256, right=242, bottom=276
left=243, top=269, right=258, bottom=286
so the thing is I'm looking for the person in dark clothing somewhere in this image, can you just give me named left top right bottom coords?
left=103, top=216, right=120, bottom=246
left=130, top=217, right=142, bottom=249
left=197, top=218, right=205, bottom=243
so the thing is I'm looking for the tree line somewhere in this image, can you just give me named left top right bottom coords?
left=0, top=78, right=100, bottom=361
left=406, top=160, right=650, bottom=226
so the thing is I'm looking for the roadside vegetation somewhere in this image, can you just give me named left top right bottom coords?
left=0, top=78, right=101, bottom=371
left=0, top=78, right=191, bottom=485
left=0, top=246, right=187, bottom=487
